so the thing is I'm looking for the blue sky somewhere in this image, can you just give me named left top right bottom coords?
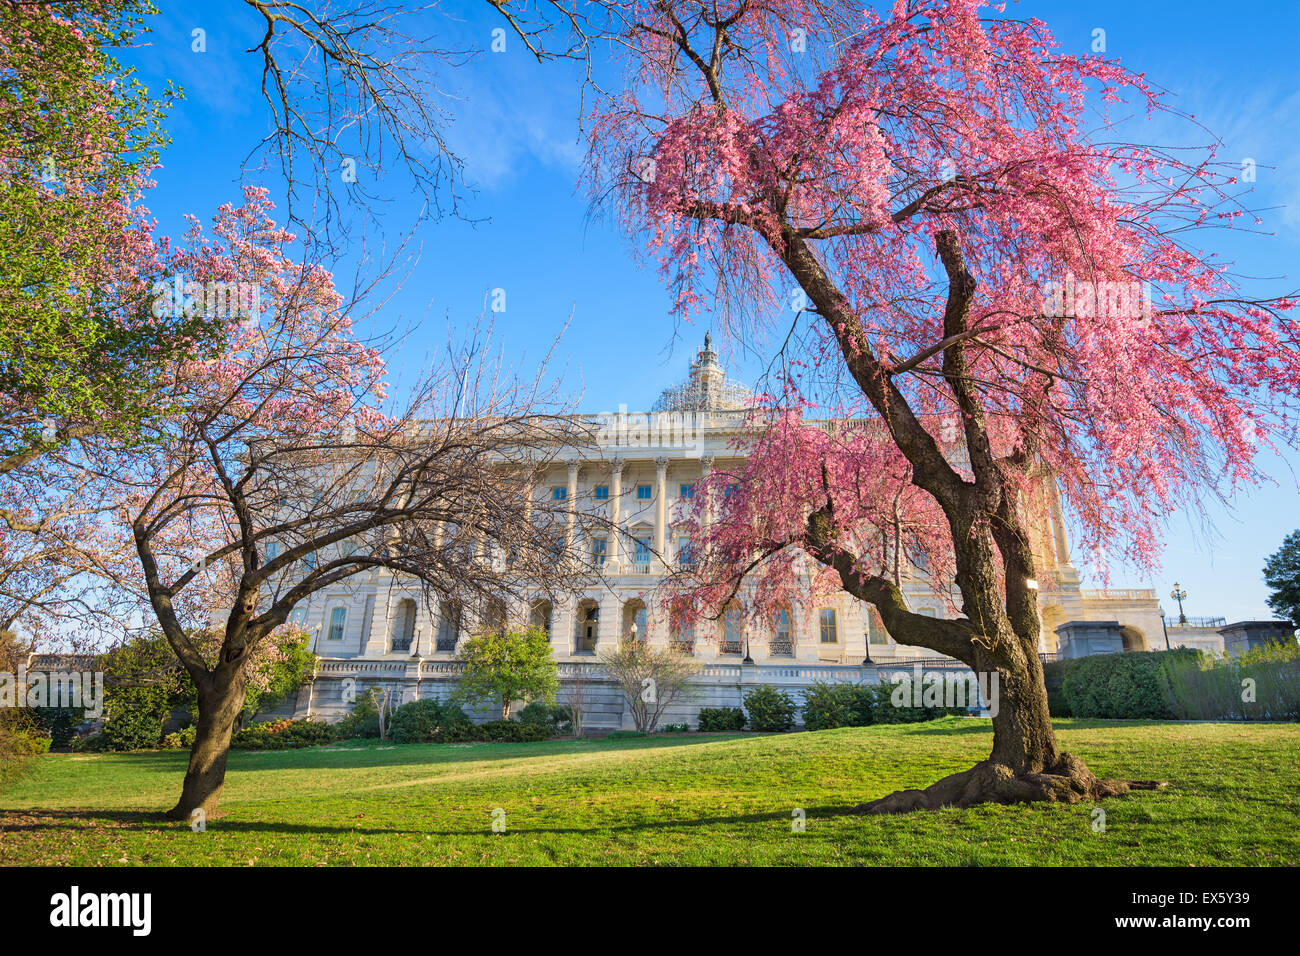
left=121, top=1, right=1300, bottom=623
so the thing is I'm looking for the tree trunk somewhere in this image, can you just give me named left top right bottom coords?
left=166, top=668, right=246, bottom=821
left=985, top=642, right=1059, bottom=774
left=502, top=697, right=510, bottom=719
left=857, top=634, right=1164, bottom=813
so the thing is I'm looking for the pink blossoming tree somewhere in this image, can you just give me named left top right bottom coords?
left=588, top=0, right=1300, bottom=810
left=126, top=189, right=598, bottom=819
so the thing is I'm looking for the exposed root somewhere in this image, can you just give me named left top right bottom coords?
left=854, top=752, right=1167, bottom=814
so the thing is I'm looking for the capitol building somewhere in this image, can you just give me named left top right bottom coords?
left=284, top=336, right=1229, bottom=729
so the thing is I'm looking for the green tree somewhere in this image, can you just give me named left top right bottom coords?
left=1264, top=530, right=1300, bottom=628
left=455, top=626, right=558, bottom=719
left=0, top=1, right=225, bottom=473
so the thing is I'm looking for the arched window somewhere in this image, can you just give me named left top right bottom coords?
left=722, top=604, right=743, bottom=655
left=673, top=622, right=695, bottom=655
left=392, top=598, right=416, bottom=652
left=530, top=599, right=553, bottom=634
left=436, top=599, right=461, bottom=652
left=485, top=597, right=507, bottom=636
left=623, top=599, right=648, bottom=641
left=771, top=606, right=793, bottom=656
left=575, top=599, right=599, bottom=652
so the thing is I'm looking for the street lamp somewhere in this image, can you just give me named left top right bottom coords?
left=629, top=620, right=638, bottom=645
left=1169, top=582, right=1189, bottom=626
left=742, top=626, right=753, bottom=664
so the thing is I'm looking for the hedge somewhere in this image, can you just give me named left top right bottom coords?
left=1045, top=648, right=1201, bottom=720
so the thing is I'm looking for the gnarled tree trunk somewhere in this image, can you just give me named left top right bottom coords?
left=786, top=229, right=1166, bottom=813
left=166, top=666, right=246, bottom=821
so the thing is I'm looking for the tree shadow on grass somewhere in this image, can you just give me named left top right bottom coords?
left=0, top=803, right=863, bottom=839
left=223, top=733, right=748, bottom=772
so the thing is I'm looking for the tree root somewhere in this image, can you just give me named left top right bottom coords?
left=854, top=752, right=1167, bottom=814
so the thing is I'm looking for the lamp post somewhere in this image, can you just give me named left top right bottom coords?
left=1170, top=582, right=1189, bottom=626
left=629, top=620, right=638, bottom=647
left=1158, top=605, right=1172, bottom=651
left=742, top=626, right=753, bottom=664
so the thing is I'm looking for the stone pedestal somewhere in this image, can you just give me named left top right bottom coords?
left=1055, top=620, right=1124, bottom=659
left=1218, top=620, right=1297, bottom=659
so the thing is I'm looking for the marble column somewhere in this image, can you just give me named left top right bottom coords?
left=564, top=460, right=579, bottom=552
left=700, top=454, right=714, bottom=560
left=653, top=456, right=668, bottom=564
left=609, top=457, right=624, bottom=571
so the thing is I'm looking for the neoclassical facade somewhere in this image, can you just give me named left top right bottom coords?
left=287, top=336, right=1178, bottom=727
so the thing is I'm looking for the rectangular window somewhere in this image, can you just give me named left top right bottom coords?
left=677, top=537, right=695, bottom=567
left=590, top=537, right=607, bottom=565
left=679, top=483, right=695, bottom=499
left=634, top=538, right=651, bottom=564
left=775, top=608, right=790, bottom=643
left=302, top=551, right=316, bottom=571
left=551, top=486, right=567, bottom=501
left=264, top=541, right=279, bottom=561
left=328, top=607, right=347, bottom=641
left=594, top=485, right=610, bottom=500
left=636, top=484, right=652, bottom=500
left=819, top=608, right=839, bottom=644
left=724, top=483, right=739, bottom=499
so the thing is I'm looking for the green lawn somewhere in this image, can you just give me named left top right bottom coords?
left=1, top=719, right=1297, bottom=865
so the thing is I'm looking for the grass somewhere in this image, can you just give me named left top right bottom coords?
left=1, top=718, right=1297, bottom=866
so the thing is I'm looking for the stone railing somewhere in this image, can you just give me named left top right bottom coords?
left=1165, top=616, right=1226, bottom=629
left=1079, top=588, right=1158, bottom=602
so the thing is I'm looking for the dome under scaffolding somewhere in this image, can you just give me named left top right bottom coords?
left=651, top=332, right=755, bottom=412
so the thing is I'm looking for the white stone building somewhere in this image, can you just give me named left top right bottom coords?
left=285, top=336, right=1188, bottom=729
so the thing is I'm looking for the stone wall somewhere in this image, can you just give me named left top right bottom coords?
left=288, top=658, right=976, bottom=731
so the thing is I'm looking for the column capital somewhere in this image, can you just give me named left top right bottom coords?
left=654, top=455, right=669, bottom=471
left=610, top=457, right=625, bottom=476
left=701, top=454, right=714, bottom=471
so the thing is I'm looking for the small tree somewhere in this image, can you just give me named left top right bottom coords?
left=1263, top=531, right=1300, bottom=629
left=562, top=665, right=591, bottom=738
left=455, top=626, right=558, bottom=719
left=599, top=641, right=701, bottom=733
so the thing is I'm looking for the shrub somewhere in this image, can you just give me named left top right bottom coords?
left=29, top=707, right=86, bottom=750
left=872, top=677, right=973, bottom=723
left=230, top=718, right=334, bottom=750
left=801, top=681, right=873, bottom=730
left=1159, top=642, right=1300, bottom=720
left=388, top=698, right=479, bottom=743
left=1057, top=649, right=1197, bottom=719
left=476, top=720, right=552, bottom=743
left=660, top=723, right=689, bottom=733
left=333, top=691, right=382, bottom=739
left=7, top=731, right=52, bottom=755
left=161, top=724, right=198, bottom=750
left=102, top=687, right=171, bottom=750
left=1042, top=659, right=1071, bottom=717
left=697, top=706, right=746, bottom=732
left=743, top=685, right=797, bottom=732
left=604, top=730, right=647, bottom=740
left=517, top=701, right=572, bottom=735
left=71, top=732, right=108, bottom=752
